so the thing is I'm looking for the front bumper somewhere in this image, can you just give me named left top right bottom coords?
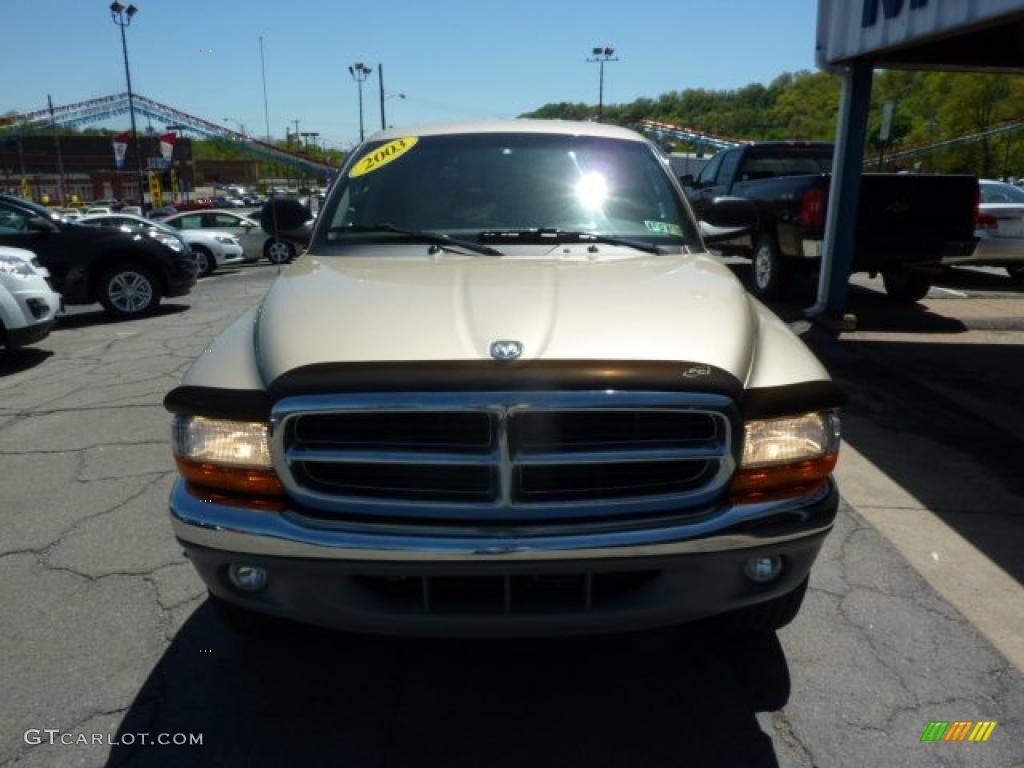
left=0, top=278, right=61, bottom=348
left=164, top=256, right=198, bottom=297
left=214, top=243, right=245, bottom=266
left=172, top=478, right=839, bottom=636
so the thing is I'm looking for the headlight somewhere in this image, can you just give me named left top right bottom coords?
left=214, top=235, right=238, bottom=245
left=730, top=411, right=839, bottom=502
left=152, top=232, right=185, bottom=252
left=0, top=255, right=35, bottom=279
left=172, top=415, right=283, bottom=496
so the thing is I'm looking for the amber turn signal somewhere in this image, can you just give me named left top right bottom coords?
left=175, top=457, right=286, bottom=497
left=729, top=452, right=838, bottom=503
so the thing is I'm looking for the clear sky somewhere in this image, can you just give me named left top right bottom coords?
left=3, top=0, right=819, bottom=147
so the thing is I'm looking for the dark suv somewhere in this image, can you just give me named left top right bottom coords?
left=0, top=195, right=196, bottom=318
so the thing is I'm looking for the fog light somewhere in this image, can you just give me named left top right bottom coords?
left=228, top=564, right=267, bottom=592
left=744, top=556, right=783, bottom=583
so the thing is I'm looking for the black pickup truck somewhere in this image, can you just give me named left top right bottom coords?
left=682, top=142, right=978, bottom=302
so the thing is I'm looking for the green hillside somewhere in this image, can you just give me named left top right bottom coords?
left=524, top=70, right=1024, bottom=177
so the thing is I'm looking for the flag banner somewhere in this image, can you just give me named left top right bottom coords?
left=159, top=132, right=177, bottom=168
left=113, top=131, right=130, bottom=169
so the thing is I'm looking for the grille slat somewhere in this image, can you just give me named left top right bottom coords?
left=274, top=393, right=734, bottom=522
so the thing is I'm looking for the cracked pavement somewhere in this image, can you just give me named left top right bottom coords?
left=1, top=263, right=1021, bottom=767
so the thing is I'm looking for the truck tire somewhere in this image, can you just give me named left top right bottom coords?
left=750, top=237, right=788, bottom=300
left=721, top=577, right=809, bottom=634
left=1006, top=266, right=1024, bottom=283
left=264, top=238, right=295, bottom=265
left=97, top=263, right=161, bottom=318
left=191, top=245, right=216, bottom=277
left=882, top=270, right=932, bottom=303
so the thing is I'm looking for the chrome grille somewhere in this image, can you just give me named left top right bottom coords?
left=271, top=392, right=736, bottom=522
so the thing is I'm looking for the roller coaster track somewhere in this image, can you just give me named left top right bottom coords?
left=633, top=119, right=746, bottom=150
left=0, top=93, right=335, bottom=174
left=880, top=116, right=1024, bottom=165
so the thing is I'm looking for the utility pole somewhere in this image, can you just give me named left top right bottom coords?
left=378, top=62, right=386, bottom=131
left=586, top=46, right=619, bottom=120
left=259, top=36, right=271, bottom=141
left=292, top=119, right=300, bottom=145
left=48, top=95, right=67, bottom=207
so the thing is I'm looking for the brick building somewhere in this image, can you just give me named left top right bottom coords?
left=0, top=133, right=195, bottom=205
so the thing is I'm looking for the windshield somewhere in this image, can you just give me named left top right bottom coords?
left=321, top=132, right=698, bottom=248
left=981, top=182, right=1024, bottom=204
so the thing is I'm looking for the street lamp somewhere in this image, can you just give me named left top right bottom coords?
left=382, top=92, right=405, bottom=131
left=110, top=2, right=146, bottom=206
left=348, top=61, right=373, bottom=143
left=586, top=46, right=619, bottom=120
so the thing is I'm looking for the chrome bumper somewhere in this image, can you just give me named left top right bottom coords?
left=169, top=478, right=838, bottom=564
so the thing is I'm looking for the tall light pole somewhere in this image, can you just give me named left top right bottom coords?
left=586, top=46, right=618, bottom=120
left=110, top=2, right=146, bottom=206
left=348, top=61, right=372, bottom=143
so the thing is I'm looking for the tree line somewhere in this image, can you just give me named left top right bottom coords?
left=524, top=70, right=1024, bottom=177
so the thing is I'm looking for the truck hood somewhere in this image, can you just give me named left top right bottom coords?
left=255, top=250, right=758, bottom=384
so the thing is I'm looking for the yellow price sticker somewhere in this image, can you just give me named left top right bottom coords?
left=349, top=137, right=418, bottom=178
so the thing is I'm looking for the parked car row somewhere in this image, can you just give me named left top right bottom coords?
left=0, top=193, right=196, bottom=325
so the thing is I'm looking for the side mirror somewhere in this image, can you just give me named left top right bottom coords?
left=678, top=174, right=695, bottom=187
left=28, top=215, right=59, bottom=232
left=699, top=197, right=758, bottom=245
left=260, top=197, right=314, bottom=245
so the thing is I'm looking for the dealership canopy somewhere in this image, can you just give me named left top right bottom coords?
left=811, top=0, right=1024, bottom=317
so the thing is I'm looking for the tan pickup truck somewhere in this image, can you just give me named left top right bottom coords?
left=165, top=120, right=843, bottom=637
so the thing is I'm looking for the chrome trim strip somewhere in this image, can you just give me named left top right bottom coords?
left=270, top=391, right=737, bottom=521
left=170, top=478, right=836, bottom=563
left=287, top=448, right=497, bottom=466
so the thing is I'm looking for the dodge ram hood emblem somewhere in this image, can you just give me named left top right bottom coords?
left=490, top=340, right=523, bottom=360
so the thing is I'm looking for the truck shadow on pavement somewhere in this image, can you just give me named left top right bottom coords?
left=106, top=604, right=790, bottom=768
left=805, top=329, right=1024, bottom=587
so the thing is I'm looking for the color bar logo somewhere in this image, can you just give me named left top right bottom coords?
left=921, top=721, right=997, bottom=742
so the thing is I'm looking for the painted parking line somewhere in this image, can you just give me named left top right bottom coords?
left=931, top=286, right=970, bottom=298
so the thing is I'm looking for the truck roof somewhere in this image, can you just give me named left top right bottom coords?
left=368, top=119, right=648, bottom=144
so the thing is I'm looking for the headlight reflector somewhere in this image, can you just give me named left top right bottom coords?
left=731, top=411, right=840, bottom=502
left=741, top=412, right=837, bottom=468
left=172, top=416, right=283, bottom=497
left=0, top=255, right=35, bottom=279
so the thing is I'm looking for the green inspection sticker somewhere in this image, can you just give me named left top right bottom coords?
left=644, top=220, right=683, bottom=236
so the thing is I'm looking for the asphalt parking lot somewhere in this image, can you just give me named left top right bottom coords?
left=1, top=261, right=1022, bottom=768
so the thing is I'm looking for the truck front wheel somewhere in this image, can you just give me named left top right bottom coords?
left=749, top=237, right=788, bottom=300
left=882, top=270, right=932, bottom=303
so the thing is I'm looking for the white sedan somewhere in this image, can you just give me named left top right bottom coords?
left=160, top=210, right=276, bottom=263
left=971, top=180, right=1024, bottom=281
left=79, top=213, right=244, bottom=277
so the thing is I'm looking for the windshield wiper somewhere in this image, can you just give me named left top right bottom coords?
left=329, top=223, right=504, bottom=256
left=478, top=228, right=666, bottom=255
